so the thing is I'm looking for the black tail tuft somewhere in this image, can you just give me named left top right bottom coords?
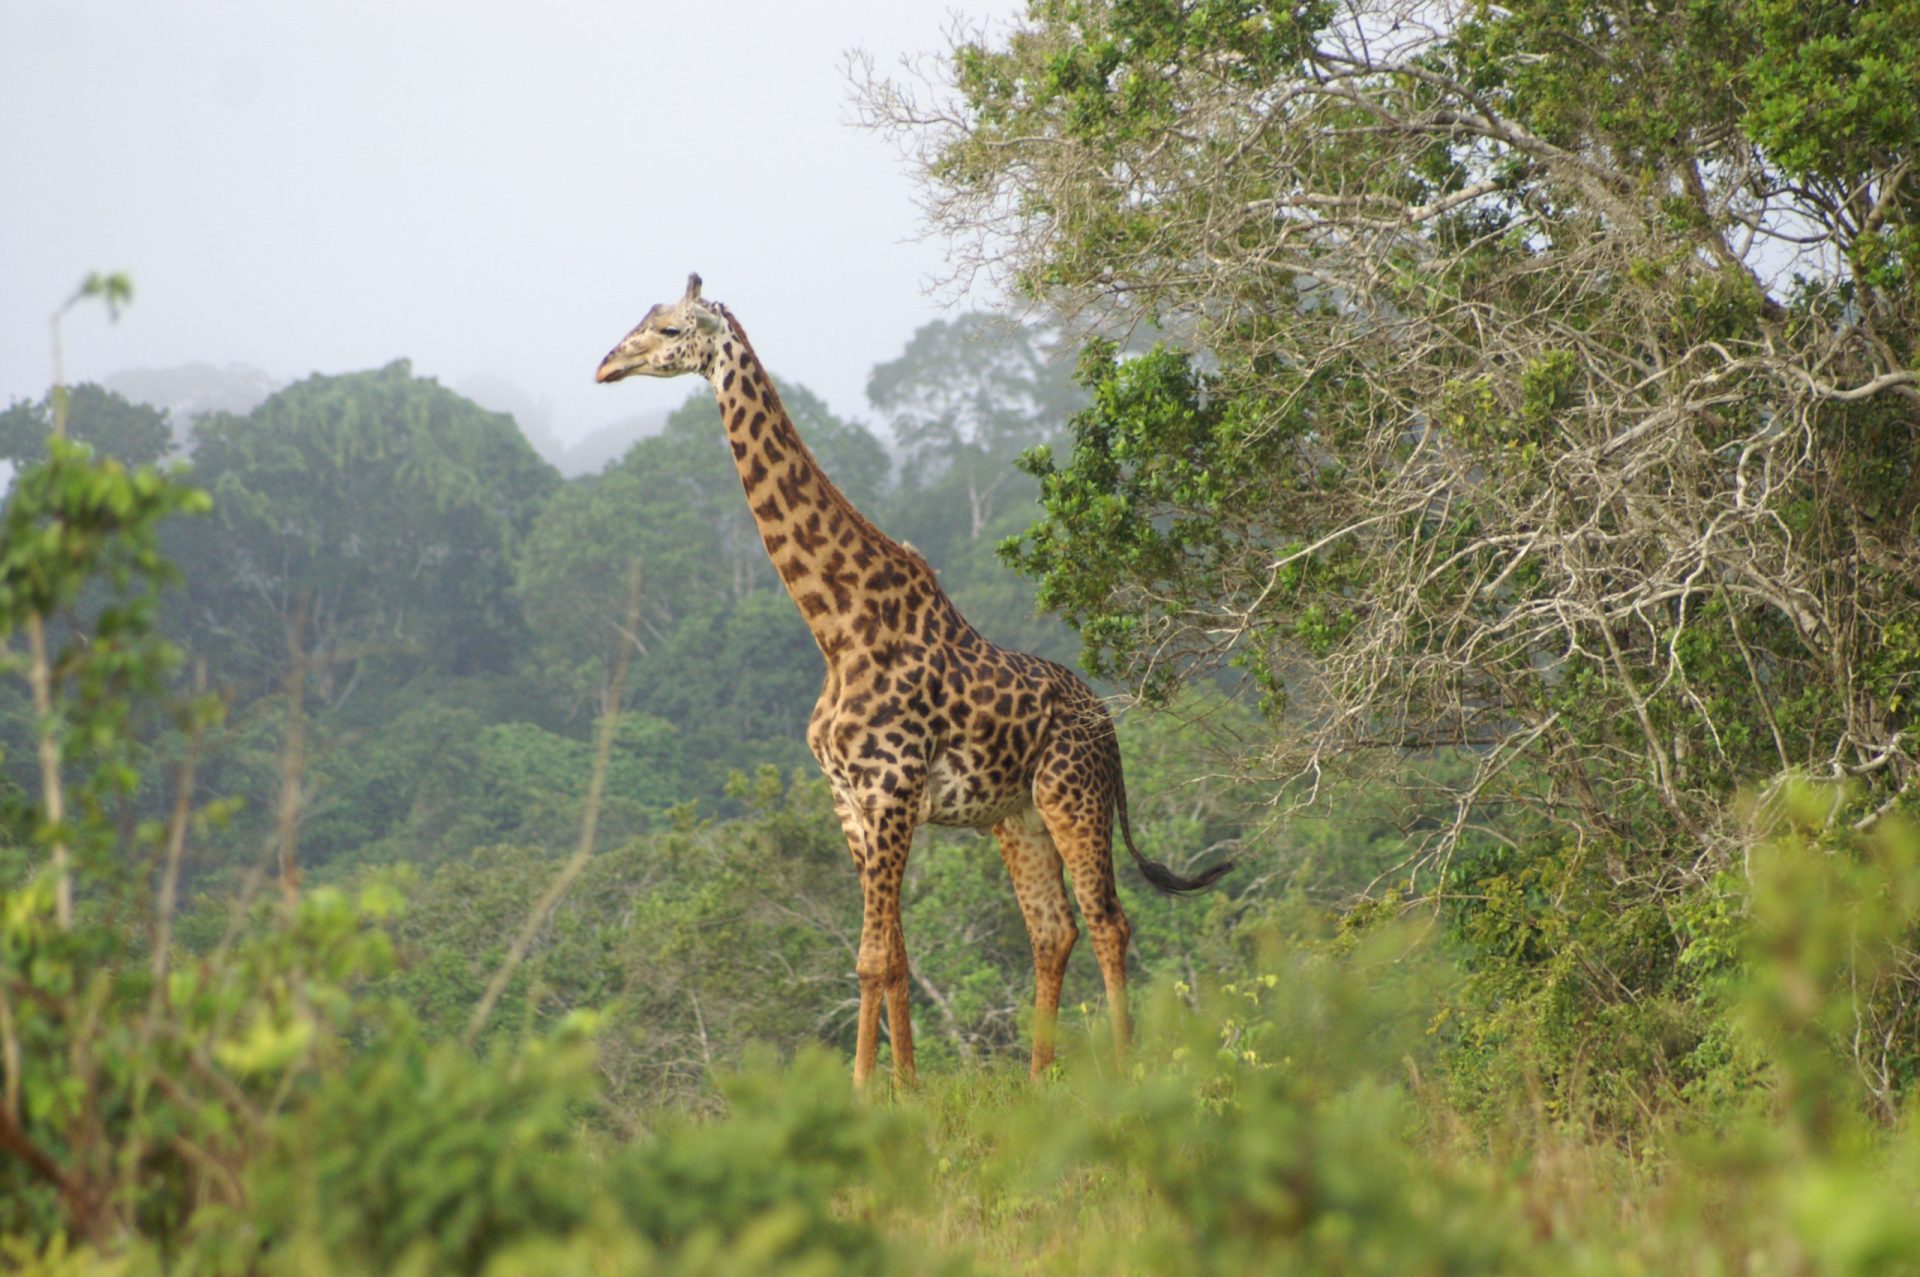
left=1133, top=854, right=1235, bottom=896
left=1113, top=745, right=1233, bottom=897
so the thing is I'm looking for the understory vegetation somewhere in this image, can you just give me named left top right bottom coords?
left=9, top=0, right=1920, bottom=1270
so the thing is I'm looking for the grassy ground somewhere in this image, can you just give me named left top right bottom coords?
left=824, top=909, right=1920, bottom=1277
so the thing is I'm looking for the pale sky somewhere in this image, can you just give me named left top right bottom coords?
left=1, top=0, right=1008, bottom=445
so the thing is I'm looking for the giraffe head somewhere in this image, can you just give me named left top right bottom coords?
left=594, top=273, right=726, bottom=384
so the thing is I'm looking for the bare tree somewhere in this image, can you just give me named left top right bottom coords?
left=854, top=0, right=1920, bottom=882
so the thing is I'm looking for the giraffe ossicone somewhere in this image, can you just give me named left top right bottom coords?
left=596, top=276, right=1231, bottom=1086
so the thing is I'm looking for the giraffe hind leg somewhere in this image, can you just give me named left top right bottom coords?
left=885, top=916, right=916, bottom=1084
left=993, top=808, right=1077, bottom=1077
left=1033, top=773, right=1132, bottom=1064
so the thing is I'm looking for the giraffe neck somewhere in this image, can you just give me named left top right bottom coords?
left=706, top=313, right=945, bottom=662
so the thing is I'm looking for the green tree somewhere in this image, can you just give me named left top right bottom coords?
left=855, top=0, right=1920, bottom=1117
left=868, top=314, right=1081, bottom=542
left=0, top=384, right=172, bottom=470
left=168, top=361, right=560, bottom=704
left=516, top=467, right=711, bottom=718
left=629, top=590, right=826, bottom=795
left=0, top=418, right=241, bottom=1241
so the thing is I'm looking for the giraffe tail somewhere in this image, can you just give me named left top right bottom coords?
left=1114, top=750, right=1234, bottom=896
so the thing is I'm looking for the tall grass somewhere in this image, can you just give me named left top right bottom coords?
left=11, top=803, right=1920, bottom=1275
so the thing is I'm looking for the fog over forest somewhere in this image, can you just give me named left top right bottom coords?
left=1, top=1, right=1016, bottom=449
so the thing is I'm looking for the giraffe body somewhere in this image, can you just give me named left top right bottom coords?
left=596, top=275, right=1228, bottom=1085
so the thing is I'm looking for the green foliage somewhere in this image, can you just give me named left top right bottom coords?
left=1004, top=342, right=1307, bottom=698
left=869, top=313, right=1082, bottom=546
left=209, top=1021, right=609, bottom=1275
left=1438, top=834, right=1711, bottom=1131
left=514, top=465, right=710, bottom=714
left=1743, top=0, right=1920, bottom=184
left=609, top=1051, right=930, bottom=1275
left=169, top=360, right=559, bottom=690
left=15, top=561, right=1920, bottom=1277
left=65, top=272, right=133, bottom=319
left=0, top=437, right=209, bottom=875
left=1736, top=788, right=1920, bottom=1133
left=0, top=849, right=404, bottom=1246
left=0, top=386, right=173, bottom=470
left=628, top=590, right=823, bottom=794
left=0, top=438, right=204, bottom=626
left=294, top=707, right=684, bottom=871
left=999, top=929, right=1530, bottom=1277
left=174, top=1039, right=945, bottom=1277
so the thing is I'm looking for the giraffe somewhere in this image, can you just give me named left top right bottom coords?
left=595, top=274, right=1230, bottom=1086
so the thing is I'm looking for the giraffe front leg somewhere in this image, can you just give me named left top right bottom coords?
left=852, top=803, right=917, bottom=1089
left=828, top=785, right=902, bottom=1087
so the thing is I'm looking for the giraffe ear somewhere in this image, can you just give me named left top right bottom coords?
left=683, top=273, right=703, bottom=303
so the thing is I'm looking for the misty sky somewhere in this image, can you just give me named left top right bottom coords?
left=1, top=1, right=1012, bottom=448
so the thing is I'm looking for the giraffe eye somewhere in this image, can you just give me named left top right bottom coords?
left=659, top=326, right=681, bottom=338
